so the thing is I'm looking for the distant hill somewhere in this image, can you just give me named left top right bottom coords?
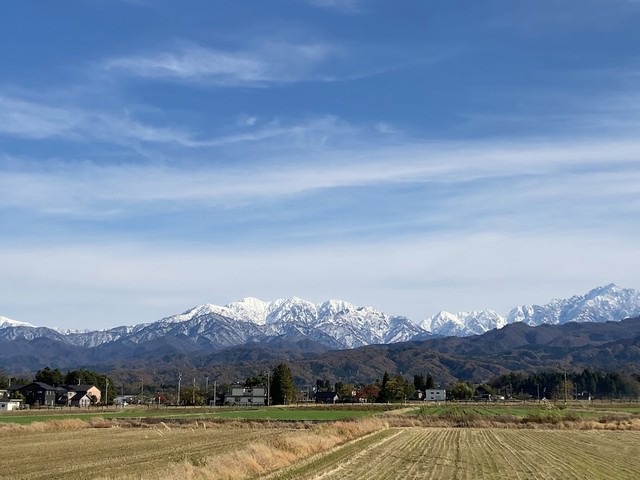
left=8, top=316, right=637, bottom=390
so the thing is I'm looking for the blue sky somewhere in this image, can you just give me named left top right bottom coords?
left=1, top=0, right=640, bottom=329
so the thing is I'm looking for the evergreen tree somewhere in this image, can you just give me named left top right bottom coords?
left=245, top=374, right=268, bottom=388
left=35, top=367, right=64, bottom=386
left=413, top=374, right=425, bottom=392
left=377, top=371, right=392, bottom=403
left=425, top=373, right=436, bottom=389
left=270, top=363, right=296, bottom=405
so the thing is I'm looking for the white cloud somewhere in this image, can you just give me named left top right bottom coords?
left=236, top=114, right=258, bottom=127
left=1, top=136, right=638, bottom=217
left=304, top=0, right=362, bottom=13
left=103, top=41, right=338, bottom=86
left=0, top=93, right=359, bottom=150
left=0, top=95, right=199, bottom=147
left=373, top=121, right=395, bottom=134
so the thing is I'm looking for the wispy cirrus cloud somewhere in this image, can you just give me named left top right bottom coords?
left=0, top=95, right=198, bottom=147
left=0, top=93, right=362, bottom=150
left=304, top=0, right=363, bottom=13
left=103, top=40, right=340, bottom=86
left=2, top=136, right=639, bottom=222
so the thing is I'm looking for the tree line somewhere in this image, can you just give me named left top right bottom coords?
left=488, top=369, right=640, bottom=400
left=6, top=365, right=638, bottom=405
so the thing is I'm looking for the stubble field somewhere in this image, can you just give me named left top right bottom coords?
left=270, top=428, right=640, bottom=479
left=2, top=405, right=640, bottom=480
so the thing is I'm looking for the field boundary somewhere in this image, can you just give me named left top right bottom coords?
left=261, top=428, right=397, bottom=480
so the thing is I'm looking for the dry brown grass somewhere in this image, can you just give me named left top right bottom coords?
left=149, top=418, right=389, bottom=480
left=382, top=412, right=640, bottom=430
left=0, top=418, right=92, bottom=433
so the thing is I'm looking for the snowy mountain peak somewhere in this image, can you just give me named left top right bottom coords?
left=0, top=316, right=36, bottom=329
left=266, top=297, right=318, bottom=326
left=318, top=299, right=356, bottom=317
left=1, top=284, right=639, bottom=347
left=506, top=283, right=640, bottom=326
left=224, top=297, right=269, bottom=325
left=421, top=310, right=505, bottom=337
left=165, top=303, right=227, bottom=323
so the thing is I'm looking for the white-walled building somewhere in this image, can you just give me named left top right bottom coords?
left=0, top=399, right=23, bottom=411
left=225, top=386, right=266, bottom=406
left=424, top=389, right=446, bottom=402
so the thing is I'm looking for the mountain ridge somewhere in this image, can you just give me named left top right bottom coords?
left=2, top=285, right=640, bottom=358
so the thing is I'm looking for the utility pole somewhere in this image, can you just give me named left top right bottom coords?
left=192, top=377, right=196, bottom=405
left=177, top=373, right=182, bottom=406
left=213, top=380, right=217, bottom=407
left=267, top=371, right=270, bottom=407
left=564, top=370, right=568, bottom=405
left=105, top=378, right=109, bottom=407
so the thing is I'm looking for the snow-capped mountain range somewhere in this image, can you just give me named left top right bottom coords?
left=420, top=284, right=640, bottom=336
left=1, top=284, right=639, bottom=350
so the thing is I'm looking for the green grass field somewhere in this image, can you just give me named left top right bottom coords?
left=2, top=402, right=639, bottom=425
left=411, top=402, right=640, bottom=421
left=0, top=405, right=382, bottom=424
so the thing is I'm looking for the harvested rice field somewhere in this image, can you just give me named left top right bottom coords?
left=0, top=422, right=279, bottom=479
left=2, top=420, right=639, bottom=480
left=272, top=428, right=640, bottom=480
left=0, top=418, right=383, bottom=480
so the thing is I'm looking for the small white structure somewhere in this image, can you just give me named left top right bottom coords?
left=424, top=389, right=447, bottom=402
left=114, top=395, right=135, bottom=406
left=0, top=399, right=23, bottom=411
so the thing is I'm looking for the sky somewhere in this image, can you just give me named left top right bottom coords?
left=1, top=0, right=640, bottom=330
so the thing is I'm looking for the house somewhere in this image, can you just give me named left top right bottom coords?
left=473, top=393, right=493, bottom=402
left=424, top=389, right=446, bottom=402
left=473, top=386, right=496, bottom=402
left=65, top=385, right=101, bottom=404
left=6, top=385, right=23, bottom=398
left=225, top=386, right=266, bottom=406
left=0, top=398, right=23, bottom=411
left=69, top=392, right=92, bottom=408
left=315, top=391, right=340, bottom=404
left=58, top=385, right=101, bottom=406
left=17, top=382, right=58, bottom=407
